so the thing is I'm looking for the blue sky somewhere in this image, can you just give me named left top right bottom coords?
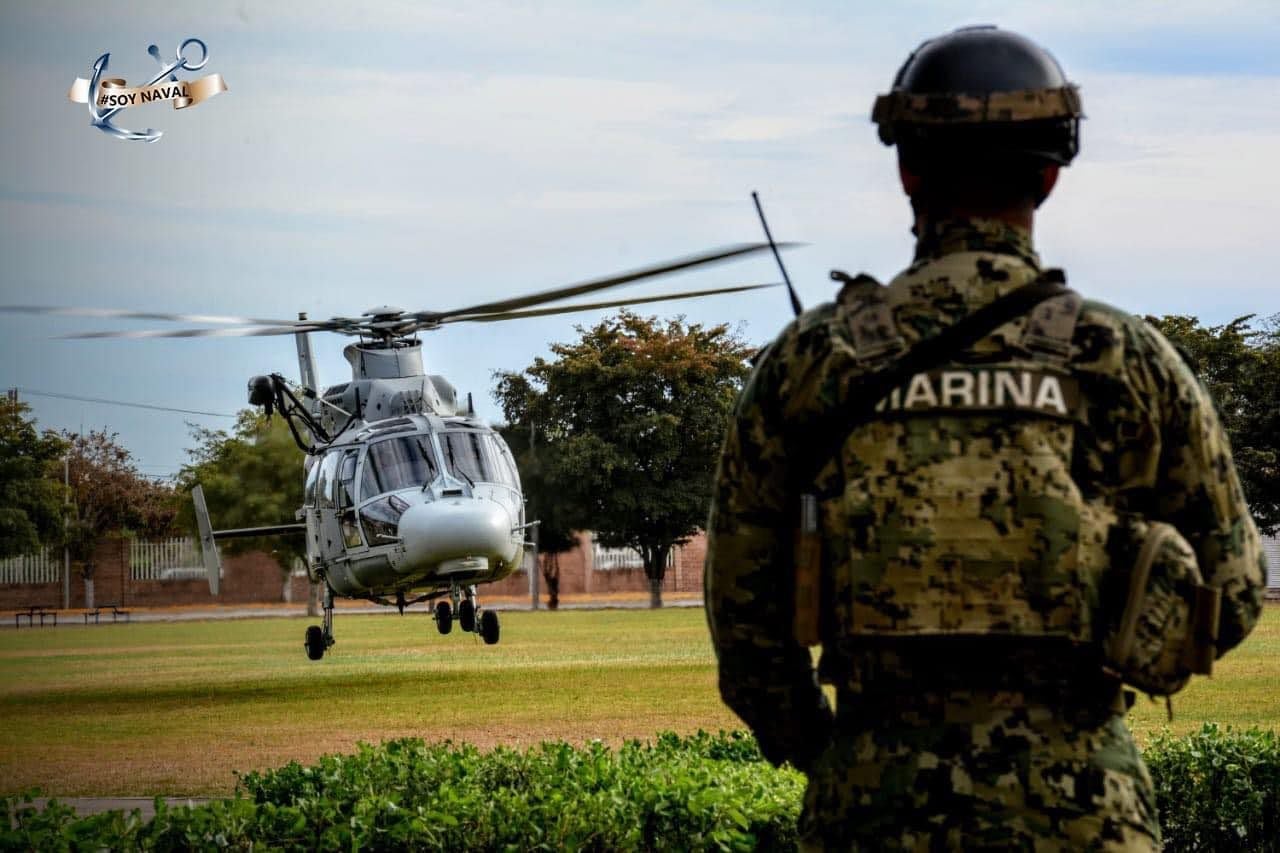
left=1, top=0, right=1277, bottom=479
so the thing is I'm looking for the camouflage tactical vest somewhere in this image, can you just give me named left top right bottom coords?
left=830, top=286, right=1105, bottom=644
left=809, top=284, right=1219, bottom=696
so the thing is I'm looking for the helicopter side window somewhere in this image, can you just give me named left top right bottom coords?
left=337, top=451, right=358, bottom=510
left=337, top=450, right=363, bottom=548
left=441, top=432, right=492, bottom=485
left=304, top=457, right=321, bottom=507
left=316, top=451, right=341, bottom=509
left=362, top=435, right=439, bottom=497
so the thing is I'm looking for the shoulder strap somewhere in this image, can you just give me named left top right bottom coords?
left=795, top=268, right=1073, bottom=491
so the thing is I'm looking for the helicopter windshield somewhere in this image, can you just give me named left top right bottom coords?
left=360, top=435, right=439, bottom=499
left=440, top=431, right=519, bottom=489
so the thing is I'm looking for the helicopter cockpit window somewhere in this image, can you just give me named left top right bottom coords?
left=361, top=435, right=439, bottom=498
left=441, top=431, right=492, bottom=485
left=484, top=435, right=520, bottom=489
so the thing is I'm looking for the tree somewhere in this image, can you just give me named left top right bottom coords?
left=495, top=311, right=752, bottom=607
left=498, top=418, right=578, bottom=609
left=62, top=429, right=179, bottom=574
left=1147, top=313, right=1280, bottom=535
left=0, top=398, right=67, bottom=559
left=177, top=411, right=308, bottom=588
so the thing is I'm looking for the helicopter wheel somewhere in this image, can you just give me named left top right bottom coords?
left=480, top=610, right=500, bottom=645
left=435, top=600, right=453, bottom=635
left=458, top=598, right=476, bottom=633
left=305, top=625, right=326, bottom=660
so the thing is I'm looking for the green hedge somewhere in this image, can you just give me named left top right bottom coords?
left=1, top=732, right=801, bottom=852
left=1146, top=724, right=1280, bottom=852
left=2, top=726, right=1277, bottom=851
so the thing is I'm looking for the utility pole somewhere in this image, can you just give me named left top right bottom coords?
left=63, top=455, right=71, bottom=609
left=527, top=420, right=540, bottom=611
left=529, top=521, right=540, bottom=610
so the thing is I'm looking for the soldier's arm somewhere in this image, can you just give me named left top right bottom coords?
left=1141, top=323, right=1267, bottom=654
left=705, top=340, right=833, bottom=770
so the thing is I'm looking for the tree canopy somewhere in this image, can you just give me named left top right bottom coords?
left=0, top=399, right=67, bottom=559
left=494, top=311, right=752, bottom=607
left=61, top=429, right=179, bottom=571
left=178, top=411, right=307, bottom=576
left=498, top=422, right=579, bottom=608
left=1147, top=313, right=1280, bottom=535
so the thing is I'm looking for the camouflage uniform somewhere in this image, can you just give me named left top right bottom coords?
left=704, top=217, right=1267, bottom=851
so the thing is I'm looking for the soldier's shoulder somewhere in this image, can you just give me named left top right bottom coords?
left=740, top=301, right=843, bottom=407
left=757, top=301, right=843, bottom=365
left=1074, top=298, right=1187, bottom=376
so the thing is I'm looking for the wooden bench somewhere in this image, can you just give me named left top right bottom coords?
left=13, top=605, right=57, bottom=628
left=84, top=604, right=130, bottom=624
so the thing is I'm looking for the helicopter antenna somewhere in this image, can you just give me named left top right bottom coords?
left=467, top=392, right=475, bottom=416
left=751, top=191, right=802, bottom=317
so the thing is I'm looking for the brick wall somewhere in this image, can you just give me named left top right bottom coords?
left=1, top=530, right=710, bottom=611
left=484, top=530, right=707, bottom=602
left=0, top=536, right=300, bottom=611
left=0, top=581, right=63, bottom=610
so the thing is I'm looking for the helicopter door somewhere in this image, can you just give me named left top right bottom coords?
left=314, top=450, right=345, bottom=562
left=335, top=449, right=364, bottom=549
left=303, top=457, right=323, bottom=576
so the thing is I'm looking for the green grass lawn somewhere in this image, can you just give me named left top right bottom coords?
left=0, top=605, right=1275, bottom=797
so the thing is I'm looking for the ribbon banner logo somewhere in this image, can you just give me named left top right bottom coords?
left=68, top=37, right=227, bottom=142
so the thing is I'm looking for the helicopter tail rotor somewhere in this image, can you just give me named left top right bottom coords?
left=192, top=484, right=222, bottom=596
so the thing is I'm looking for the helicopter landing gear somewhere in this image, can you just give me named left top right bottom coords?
left=458, top=586, right=477, bottom=633
left=305, top=584, right=337, bottom=660
left=480, top=609, right=500, bottom=645
left=305, top=625, right=325, bottom=660
left=434, top=583, right=499, bottom=644
left=434, top=600, right=453, bottom=634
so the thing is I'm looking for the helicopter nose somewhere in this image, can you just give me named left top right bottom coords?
left=397, top=498, right=515, bottom=571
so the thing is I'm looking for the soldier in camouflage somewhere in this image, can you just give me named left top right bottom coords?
left=705, top=25, right=1266, bottom=851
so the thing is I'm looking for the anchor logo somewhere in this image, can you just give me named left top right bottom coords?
left=69, top=38, right=227, bottom=142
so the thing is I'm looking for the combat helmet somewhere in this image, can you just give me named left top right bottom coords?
left=872, top=26, right=1083, bottom=169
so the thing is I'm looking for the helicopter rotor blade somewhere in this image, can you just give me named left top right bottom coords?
left=21, top=242, right=805, bottom=341
left=58, top=323, right=338, bottom=340
left=441, top=282, right=782, bottom=324
left=414, top=242, right=800, bottom=325
left=0, top=305, right=304, bottom=327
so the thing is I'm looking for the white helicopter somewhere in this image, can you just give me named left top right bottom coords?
left=4, top=243, right=788, bottom=659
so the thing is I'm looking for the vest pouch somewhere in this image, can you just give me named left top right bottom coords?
left=1104, top=519, right=1220, bottom=696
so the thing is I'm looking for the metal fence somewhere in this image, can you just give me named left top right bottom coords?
left=0, top=549, right=60, bottom=585
left=129, top=537, right=205, bottom=581
left=1264, top=535, right=1280, bottom=593
left=591, top=542, right=675, bottom=572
